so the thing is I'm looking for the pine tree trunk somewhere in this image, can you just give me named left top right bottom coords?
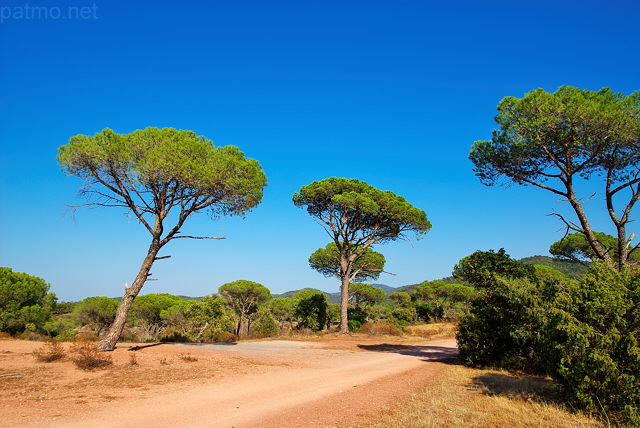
left=97, top=241, right=161, bottom=351
left=339, top=275, right=350, bottom=334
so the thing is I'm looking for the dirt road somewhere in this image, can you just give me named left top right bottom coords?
left=1, top=336, right=458, bottom=427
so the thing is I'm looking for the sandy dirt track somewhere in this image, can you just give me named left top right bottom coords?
left=1, top=336, right=458, bottom=427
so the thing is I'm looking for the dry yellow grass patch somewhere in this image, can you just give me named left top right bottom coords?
left=355, top=365, right=604, bottom=428
left=405, top=323, right=458, bottom=339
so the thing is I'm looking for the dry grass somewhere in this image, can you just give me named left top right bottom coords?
left=70, top=341, right=113, bottom=370
left=178, top=353, right=198, bottom=362
left=356, top=365, right=604, bottom=428
left=128, top=351, right=138, bottom=366
left=32, top=338, right=66, bottom=362
left=405, top=323, right=458, bottom=339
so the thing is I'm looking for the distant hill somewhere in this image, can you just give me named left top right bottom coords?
left=271, top=288, right=328, bottom=299
left=118, top=256, right=586, bottom=304
left=519, top=255, right=588, bottom=279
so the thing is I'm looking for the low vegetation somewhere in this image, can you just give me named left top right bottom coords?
left=455, top=249, right=640, bottom=425
left=359, top=365, right=604, bottom=428
left=69, top=341, right=113, bottom=370
left=32, top=338, right=66, bottom=362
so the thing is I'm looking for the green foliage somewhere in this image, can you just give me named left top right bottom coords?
left=366, top=304, right=390, bottom=322
left=470, top=87, right=640, bottom=189
left=291, top=289, right=326, bottom=301
left=456, top=249, right=640, bottom=424
left=53, top=301, right=77, bottom=315
left=166, top=294, right=236, bottom=342
left=219, top=280, right=271, bottom=308
left=457, top=275, right=551, bottom=373
left=389, top=307, right=418, bottom=329
left=0, top=267, right=57, bottom=334
left=293, top=177, right=431, bottom=244
left=546, top=263, right=640, bottom=424
left=550, top=232, right=640, bottom=267
left=250, top=308, right=279, bottom=336
left=519, top=255, right=587, bottom=280
left=389, top=291, right=411, bottom=307
left=294, top=177, right=430, bottom=332
left=326, top=303, right=340, bottom=329
left=347, top=319, right=362, bottom=332
left=348, top=282, right=385, bottom=306
left=130, top=293, right=183, bottom=341
left=453, top=248, right=536, bottom=288
left=294, top=291, right=327, bottom=332
left=131, top=293, right=183, bottom=325
left=73, top=296, right=119, bottom=336
left=42, top=316, right=78, bottom=339
left=58, top=127, right=267, bottom=220
left=414, top=280, right=475, bottom=320
left=266, top=297, right=295, bottom=328
left=309, top=243, right=386, bottom=283
left=219, top=280, right=271, bottom=335
left=58, top=127, right=267, bottom=350
left=347, top=306, right=368, bottom=325
left=455, top=251, right=576, bottom=373
left=469, top=86, right=640, bottom=268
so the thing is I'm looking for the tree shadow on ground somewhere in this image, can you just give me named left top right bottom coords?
left=471, top=371, right=558, bottom=402
left=124, top=342, right=239, bottom=351
left=357, top=343, right=460, bottom=364
left=125, top=343, right=166, bottom=351
left=177, top=342, right=239, bottom=347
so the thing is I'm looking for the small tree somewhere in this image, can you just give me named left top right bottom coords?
left=130, top=293, right=183, bottom=341
left=267, top=298, right=296, bottom=331
left=219, top=280, right=271, bottom=335
left=389, top=291, right=411, bottom=307
left=309, top=243, right=386, bottom=283
left=292, top=290, right=328, bottom=332
left=414, top=281, right=475, bottom=319
left=348, top=282, right=385, bottom=306
left=453, top=248, right=536, bottom=288
left=294, top=177, right=431, bottom=333
left=73, top=296, right=119, bottom=337
left=0, top=268, right=57, bottom=334
left=178, top=295, right=235, bottom=342
left=58, top=127, right=267, bottom=350
left=550, top=231, right=639, bottom=267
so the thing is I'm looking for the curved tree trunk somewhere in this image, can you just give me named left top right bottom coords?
left=97, top=240, right=162, bottom=351
left=567, top=190, right=615, bottom=267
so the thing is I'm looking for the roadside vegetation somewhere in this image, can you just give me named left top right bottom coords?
left=358, top=365, right=604, bottom=428
left=1, top=86, right=639, bottom=425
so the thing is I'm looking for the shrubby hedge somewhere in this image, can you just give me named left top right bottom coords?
left=456, top=251, right=639, bottom=425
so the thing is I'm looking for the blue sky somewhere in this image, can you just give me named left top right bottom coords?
left=1, top=0, right=638, bottom=301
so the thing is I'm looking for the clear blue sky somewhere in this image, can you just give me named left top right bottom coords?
left=1, top=0, right=638, bottom=301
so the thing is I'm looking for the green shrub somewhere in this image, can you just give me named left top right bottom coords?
left=251, top=309, right=278, bottom=337
left=294, top=292, right=327, bottom=332
left=347, top=319, right=362, bottom=332
left=0, top=268, right=57, bottom=335
left=389, top=307, right=418, bottom=330
left=546, top=263, right=640, bottom=425
left=72, top=296, right=118, bottom=336
left=347, top=306, right=367, bottom=325
left=456, top=276, right=551, bottom=373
